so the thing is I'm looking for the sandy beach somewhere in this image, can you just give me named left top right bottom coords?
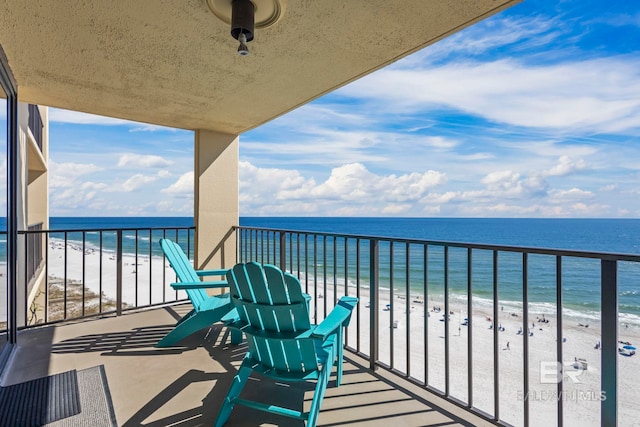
left=46, top=239, right=190, bottom=309
left=333, top=285, right=640, bottom=427
left=43, top=240, right=640, bottom=427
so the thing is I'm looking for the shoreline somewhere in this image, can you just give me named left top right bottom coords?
left=30, top=239, right=640, bottom=326
left=42, top=235, right=640, bottom=322
left=306, top=275, right=640, bottom=326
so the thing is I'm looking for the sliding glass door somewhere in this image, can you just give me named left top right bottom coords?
left=0, top=43, right=16, bottom=363
left=0, top=70, right=7, bottom=351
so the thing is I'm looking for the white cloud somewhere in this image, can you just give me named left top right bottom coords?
left=49, top=161, right=103, bottom=188
left=340, top=57, right=640, bottom=134
left=52, top=181, right=108, bottom=209
left=309, top=163, right=446, bottom=202
left=242, top=128, right=388, bottom=166
left=117, top=170, right=173, bottom=192
left=543, top=156, right=587, bottom=177
left=381, top=204, right=412, bottom=214
left=459, top=153, right=495, bottom=161
left=420, top=192, right=458, bottom=204
left=421, top=136, right=459, bottom=149
left=121, top=174, right=159, bottom=192
left=549, top=188, right=595, bottom=202
left=478, top=170, right=547, bottom=198
left=592, top=13, right=640, bottom=29
left=156, top=199, right=192, bottom=215
left=117, top=153, right=173, bottom=168
left=162, top=172, right=193, bottom=194
left=481, top=170, right=520, bottom=187
left=457, top=202, right=611, bottom=218
left=239, top=161, right=446, bottom=216
left=433, top=15, right=566, bottom=59
left=240, top=161, right=316, bottom=204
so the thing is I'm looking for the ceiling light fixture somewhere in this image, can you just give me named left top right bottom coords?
left=206, top=0, right=284, bottom=56
left=231, top=0, right=254, bottom=56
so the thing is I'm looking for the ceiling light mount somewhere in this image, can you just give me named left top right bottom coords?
left=237, top=33, right=249, bottom=56
left=207, top=0, right=284, bottom=56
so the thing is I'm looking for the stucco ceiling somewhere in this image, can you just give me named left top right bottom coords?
left=0, top=0, right=520, bottom=134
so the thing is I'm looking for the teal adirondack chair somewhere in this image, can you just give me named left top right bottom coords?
left=214, top=262, right=358, bottom=427
left=156, top=238, right=241, bottom=347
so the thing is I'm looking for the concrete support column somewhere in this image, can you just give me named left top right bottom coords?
left=194, top=130, right=239, bottom=273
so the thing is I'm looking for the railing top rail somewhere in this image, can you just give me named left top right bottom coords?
left=14, top=225, right=195, bottom=235
left=234, top=225, right=640, bottom=262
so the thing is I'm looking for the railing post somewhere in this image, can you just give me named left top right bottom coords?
left=279, top=231, right=286, bottom=271
left=522, top=252, right=529, bottom=427
left=116, top=230, right=123, bottom=316
left=601, top=259, right=617, bottom=427
left=444, top=246, right=449, bottom=396
left=234, top=226, right=239, bottom=263
left=369, top=239, right=379, bottom=371
left=493, top=250, right=499, bottom=421
left=556, top=256, right=564, bottom=427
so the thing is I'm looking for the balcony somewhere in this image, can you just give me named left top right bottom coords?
left=4, top=224, right=637, bottom=426
left=4, top=304, right=492, bottom=426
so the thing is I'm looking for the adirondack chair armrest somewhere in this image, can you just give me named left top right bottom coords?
left=196, top=269, right=229, bottom=277
left=221, top=307, right=240, bottom=325
left=311, top=296, right=358, bottom=341
left=170, top=280, right=228, bottom=290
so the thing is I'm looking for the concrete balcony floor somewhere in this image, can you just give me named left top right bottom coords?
left=1, top=305, right=493, bottom=426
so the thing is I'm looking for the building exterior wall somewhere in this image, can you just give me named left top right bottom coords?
left=18, top=103, right=49, bottom=326
left=26, top=105, right=48, bottom=228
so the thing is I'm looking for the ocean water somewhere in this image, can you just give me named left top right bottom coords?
left=241, top=217, right=640, bottom=321
left=2, top=217, right=639, bottom=319
left=240, top=217, right=640, bottom=253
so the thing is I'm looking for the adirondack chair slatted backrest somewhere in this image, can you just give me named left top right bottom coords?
left=160, top=239, right=208, bottom=310
left=227, top=262, right=317, bottom=372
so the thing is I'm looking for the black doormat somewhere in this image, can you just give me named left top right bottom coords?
left=0, top=369, right=80, bottom=426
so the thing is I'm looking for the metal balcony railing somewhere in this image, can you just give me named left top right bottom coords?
left=3, top=223, right=637, bottom=426
left=235, top=225, right=640, bottom=427
left=27, top=103, right=43, bottom=152
left=13, top=226, right=195, bottom=327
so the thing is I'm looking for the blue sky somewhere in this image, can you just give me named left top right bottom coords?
left=33, top=0, right=640, bottom=217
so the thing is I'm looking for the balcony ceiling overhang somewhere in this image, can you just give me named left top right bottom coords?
left=0, top=0, right=519, bottom=134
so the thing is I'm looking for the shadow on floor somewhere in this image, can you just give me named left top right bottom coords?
left=39, top=305, right=484, bottom=427
left=50, top=306, right=231, bottom=357
left=120, top=331, right=309, bottom=427
left=121, top=347, right=480, bottom=427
